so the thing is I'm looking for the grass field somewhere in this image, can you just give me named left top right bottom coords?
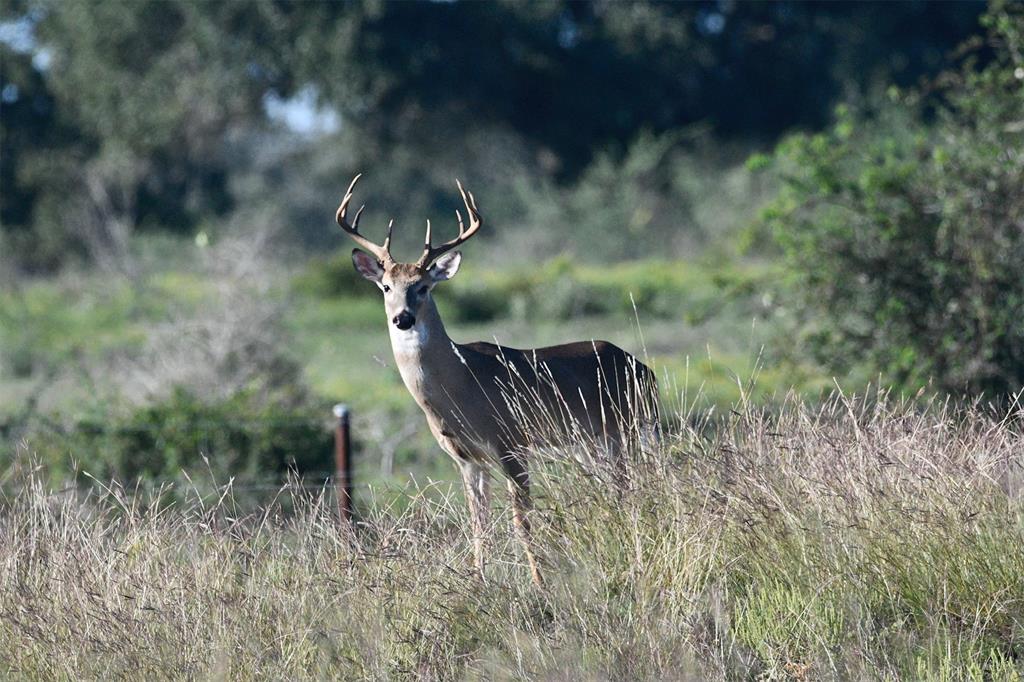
left=2, top=395, right=1021, bottom=679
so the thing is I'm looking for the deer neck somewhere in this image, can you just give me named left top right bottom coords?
left=388, top=298, right=462, bottom=397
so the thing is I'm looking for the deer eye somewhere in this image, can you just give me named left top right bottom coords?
left=382, top=285, right=390, bottom=293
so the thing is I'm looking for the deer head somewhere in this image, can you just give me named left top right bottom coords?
left=337, top=174, right=482, bottom=330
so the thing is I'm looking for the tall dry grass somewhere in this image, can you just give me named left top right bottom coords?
left=1, top=393, right=1022, bottom=680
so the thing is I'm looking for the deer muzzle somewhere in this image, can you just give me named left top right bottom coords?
left=392, top=311, right=415, bottom=330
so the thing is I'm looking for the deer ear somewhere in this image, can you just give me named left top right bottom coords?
left=351, top=249, right=384, bottom=282
left=428, top=251, right=462, bottom=282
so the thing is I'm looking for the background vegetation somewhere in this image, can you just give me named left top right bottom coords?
left=757, top=7, right=1024, bottom=397
left=2, top=1, right=1023, bottom=676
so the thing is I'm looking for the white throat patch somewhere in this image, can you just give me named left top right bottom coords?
left=390, top=322, right=429, bottom=356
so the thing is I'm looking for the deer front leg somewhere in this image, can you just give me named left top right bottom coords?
left=503, top=458, right=544, bottom=587
left=458, top=461, right=490, bottom=581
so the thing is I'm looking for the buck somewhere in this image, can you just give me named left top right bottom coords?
left=337, top=175, right=657, bottom=586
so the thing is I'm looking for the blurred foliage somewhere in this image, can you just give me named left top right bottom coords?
left=497, top=131, right=776, bottom=262
left=0, top=277, right=144, bottom=379
left=2, top=388, right=334, bottom=494
left=758, top=4, right=1024, bottom=398
left=293, top=0, right=985, bottom=176
left=1, top=0, right=986, bottom=270
left=1, top=1, right=287, bottom=270
left=296, top=253, right=776, bottom=325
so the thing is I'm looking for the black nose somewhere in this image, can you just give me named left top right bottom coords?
left=393, top=311, right=415, bottom=330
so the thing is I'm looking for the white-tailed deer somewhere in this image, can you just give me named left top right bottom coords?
left=337, top=175, right=657, bottom=586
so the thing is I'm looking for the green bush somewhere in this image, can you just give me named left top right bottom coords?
left=5, top=388, right=335, bottom=496
left=759, top=5, right=1024, bottom=397
left=292, top=250, right=374, bottom=299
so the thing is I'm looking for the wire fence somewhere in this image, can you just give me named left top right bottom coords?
left=0, top=402, right=406, bottom=513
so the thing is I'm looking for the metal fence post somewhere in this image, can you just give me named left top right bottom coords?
left=333, top=404, right=353, bottom=524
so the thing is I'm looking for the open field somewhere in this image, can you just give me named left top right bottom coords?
left=1, top=254, right=834, bottom=495
left=2, top=396, right=1022, bottom=679
left=0, top=256, right=799, bottom=413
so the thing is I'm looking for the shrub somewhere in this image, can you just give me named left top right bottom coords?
left=4, top=388, right=335, bottom=500
left=759, top=5, right=1024, bottom=397
left=291, top=249, right=374, bottom=300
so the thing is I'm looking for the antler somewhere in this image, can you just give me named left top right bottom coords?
left=415, top=179, right=483, bottom=268
left=336, top=174, right=394, bottom=264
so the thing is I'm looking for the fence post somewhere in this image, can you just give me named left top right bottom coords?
left=333, top=403, right=353, bottom=524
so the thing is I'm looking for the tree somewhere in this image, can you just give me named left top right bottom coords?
left=1, top=0, right=294, bottom=271
left=1, top=0, right=989, bottom=271
left=295, top=1, right=985, bottom=179
left=760, top=4, right=1024, bottom=397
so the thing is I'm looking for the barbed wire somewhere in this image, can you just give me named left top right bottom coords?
left=0, top=407, right=459, bottom=509
left=5, top=413, right=334, bottom=433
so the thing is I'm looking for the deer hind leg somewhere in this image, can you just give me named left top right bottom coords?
left=458, top=461, right=490, bottom=581
left=503, top=457, right=544, bottom=587
left=604, top=427, right=631, bottom=492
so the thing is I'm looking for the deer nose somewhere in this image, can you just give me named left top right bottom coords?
left=393, top=311, right=415, bottom=330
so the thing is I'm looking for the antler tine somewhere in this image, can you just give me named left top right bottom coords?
left=335, top=174, right=393, bottom=264
left=351, top=204, right=366, bottom=230
left=416, top=179, right=484, bottom=268
left=458, top=179, right=482, bottom=220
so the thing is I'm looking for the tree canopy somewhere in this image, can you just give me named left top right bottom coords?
left=1, top=0, right=987, bottom=270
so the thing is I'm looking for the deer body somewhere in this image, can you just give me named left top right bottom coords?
left=337, top=176, right=657, bottom=586
left=389, top=293, right=647, bottom=461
